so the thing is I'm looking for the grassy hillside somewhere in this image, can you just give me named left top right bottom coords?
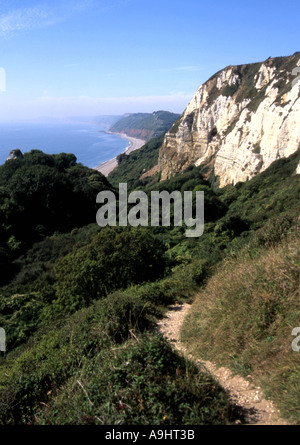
left=0, top=145, right=299, bottom=425
left=181, top=230, right=300, bottom=422
left=109, top=111, right=180, bottom=141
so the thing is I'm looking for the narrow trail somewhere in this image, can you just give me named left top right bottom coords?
left=156, top=303, right=289, bottom=425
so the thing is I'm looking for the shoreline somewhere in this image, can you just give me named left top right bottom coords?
left=94, top=132, right=146, bottom=177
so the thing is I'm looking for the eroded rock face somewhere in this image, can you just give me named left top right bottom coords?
left=6, top=149, right=23, bottom=161
left=158, top=53, right=300, bottom=187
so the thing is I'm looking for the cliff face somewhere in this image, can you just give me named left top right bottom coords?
left=158, top=53, right=300, bottom=187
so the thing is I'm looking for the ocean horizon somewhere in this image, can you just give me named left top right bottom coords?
left=0, top=121, right=130, bottom=169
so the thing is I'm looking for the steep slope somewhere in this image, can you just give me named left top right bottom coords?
left=110, top=110, right=180, bottom=141
left=157, top=53, right=300, bottom=187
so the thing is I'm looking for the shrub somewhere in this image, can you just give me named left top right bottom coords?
left=53, top=227, right=168, bottom=313
left=35, top=335, right=233, bottom=425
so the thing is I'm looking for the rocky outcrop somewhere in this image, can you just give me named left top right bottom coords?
left=6, top=149, right=23, bottom=161
left=158, top=53, right=300, bottom=187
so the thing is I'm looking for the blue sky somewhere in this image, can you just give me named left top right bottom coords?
left=0, top=0, right=299, bottom=121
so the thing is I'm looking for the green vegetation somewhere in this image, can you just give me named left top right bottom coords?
left=181, top=230, right=300, bottom=423
left=108, top=135, right=164, bottom=190
left=0, top=150, right=113, bottom=284
left=53, top=227, right=167, bottom=313
left=168, top=116, right=182, bottom=134
left=0, top=142, right=299, bottom=425
left=110, top=111, right=180, bottom=141
left=271, top=52, right=300, bottom=105
left=0, top=319, right=233, bottom=425
left=204, top=53, right=300, bottom=126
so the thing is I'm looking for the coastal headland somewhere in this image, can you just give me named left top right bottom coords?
left=94, top=131, right=145, bottom=177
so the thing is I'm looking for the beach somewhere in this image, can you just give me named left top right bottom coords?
left=94, top=132, right=146, bottom=177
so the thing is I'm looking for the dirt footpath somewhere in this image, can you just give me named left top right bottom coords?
left=156, top=303, right=289, bottom=425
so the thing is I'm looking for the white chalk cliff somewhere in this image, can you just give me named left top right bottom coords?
left=157, top=53, right=300, bottom=187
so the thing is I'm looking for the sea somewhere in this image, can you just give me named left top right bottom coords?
left=0, top=121, right=129, bottom=168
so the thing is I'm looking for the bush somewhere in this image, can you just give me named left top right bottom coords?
left=0, top=151, right=112, bottom=260
left=250, top=213, right=298, bottom=249
left=0, top=292, right=45, bottom=350
left=94, top=291, right=156, bottom=342
left=53, top=227, right=168, bottom=313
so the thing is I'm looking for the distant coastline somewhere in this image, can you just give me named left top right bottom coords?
left=0, top=123, right=132, bottom=168
left=94, top=131, right=145, bottom=177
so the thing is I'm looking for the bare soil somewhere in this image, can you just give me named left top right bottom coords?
left=156, top=303, right=290, bottom=425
